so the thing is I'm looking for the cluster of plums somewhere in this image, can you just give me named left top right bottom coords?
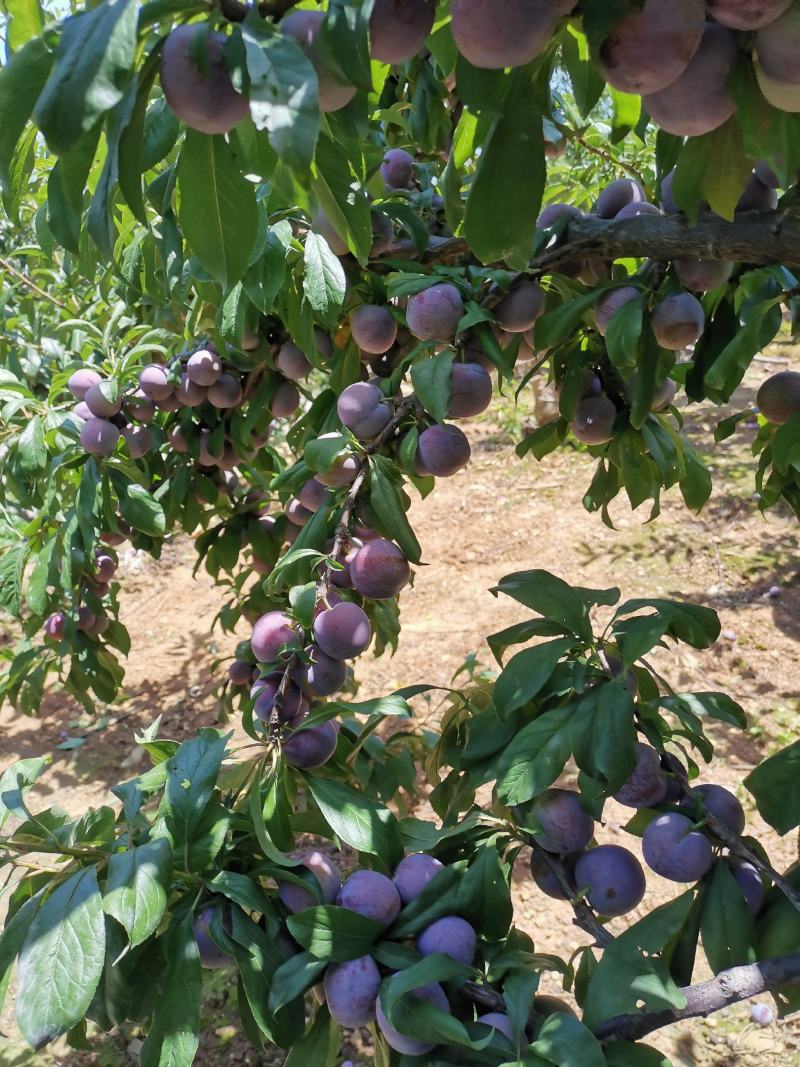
left=757, top=369, right=800, bottom=425
left=42, top=548, right=118, bottom=643
left=193, top=849, right=559, bottom=1054
left=526, top=747, right=764, bottom=919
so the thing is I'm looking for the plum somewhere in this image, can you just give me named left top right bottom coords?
left=691, top=783, right=746, bottom=834
left=417, top=424, right=471, bottom=476
left=199, top=431, right=222, bottom=467
left=337, top=869, right=401, bottom=926
left=477, top=1013, right=514, bottom=1041
left=312, top=207, right=349, bottom=255
left=529, top=850, right=577, bottom=901
left=80, top=418, right=120, bottom=456
left=253, top=673, right=308, bottom=724
left=755, top=61, right=800, bottom=111
left=538, top=202, right=582, bottom=229
left=757, top=370, right=800, bottom=423
left=709, top=0, right=791, bottom=28
left=597, top=179, right=647, bottom=219
left=598, top=0, right=705, bottom=95
left=651, top=293, right=705, bottom=350
left=337, top=382, right=392, bottom=439
left=615, top=201, right=662, bottom=220
left=417, top=916, right=476, bottom=965
left=642, top=812, right=713, bottom=882
left=315, top=437, right=361, bottom=487
left=285, top=498, right=313, bottom=527
left=350, top=539, right=410, bottom=599
left=207, top=373, right=243, bottom=409
left=350, top=305, right=398, bottom=354
left=651, top=378, right=677, bottom=412
left=68, top=368, right=101, bottom=401
left=43, top=612, right=66, bottom=639
left=271, top=380, right=301, bottom=418
left=529, top=789, right=594, bottom=854
left=298, top=477, right=330, bottom=512
left=139, top=364, right=173, bottom=401
left=276, top=341, right=312, bottom=381
left=393, top=853, right=445, bottom=904
left=278, top=850, right=341, bottom=913
left=175, top=373, right=205, bottom=407
left=122, top=425, right=152, bottom=458
left=228, top=659, right=252, bottom=686
left=330, top=542, right=359, bottom=590
left=85, top=612, right=110, bottom=638
left=380, top=148, right=414, bottom=191
left=251, top=610, right=300, bottom=663
left=76, top=606, right=96, bottom=632
left=751, top=1002, right=774, bottom=1026
left=450, top=0, right=573, bottom=70
left=126, top=390, right=156, bottom=423
left=375, top=983, right=449, bottom=1055
left=593, top=286, right=639, bottom=335
left=324, top=955, right=382, bottom=1027
left=737, top=171, right=779, bottom=212
left=283, top=720, right=339, bottom=768
left=161, top=25, right=248, bottom=135
left=157, top=392, right=181, bottom=412
left=187, top=347, right=222, bottom=386
left=370, top=0, right=435, bottom=64
left=449, top=363, right=493, bottom=418
left=645, top=22, right=738, bottom=138
left=613, top=743, right=667, bottom=808
left=674, top=258, right=733, bottom=292
left=281, top=10, right=356, bottom=112
left=494, top=282, right=546, bottom=334
left=727, top=860, right=765, bottom=915
left=574, top=845, right=646, bottom=917
left=406, top=283, right=464, bottom=341
left=756, top=5, right=800, bottom=85
left=72, top=402, right=90, bottom=421
left=313, top=602, right=372, bottom=659
left=571, top=397, right=617, bottom=446
left=84, top=381, right=121, bottom=418
left=169, top=425, right=189, bottom=453
left=370, top=210, right=394, bottom=256
left=293, top=644, right=348, bottom=698
left=192, top=905, right=233, bottom=969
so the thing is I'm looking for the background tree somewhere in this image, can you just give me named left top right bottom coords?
left=0, top=1, right=799, bottom=1064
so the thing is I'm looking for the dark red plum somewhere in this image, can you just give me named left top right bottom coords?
left=337, top=869, right=401, bottom=926
left=651, top=293, right=705, bottom=350
left=251, top=611, right=300, bottom=663
left=337, top=382, right=391, bottom=439
left=208, top=373, right=243, bottom=409
left=139, top=364, right=173, bottom=401
left=597, top=179, right=646, bottom=219
left=613, top=743, right=667, bottom=808
left=615, top=201, right=661, bottom=220
left=449, top=363, right=493, bottom=419
left=727, top=860, right=765, bottom=915
left=123, top=425, right=153, bottom=458
left=392, top=853, right=445, bottom=904
left=68, top=368, right=101, bottom=400
left=709, top=0, right=791, bottom=28
left=574, top=845, right=646, bottom=917
left=281, top=10, right=356, bottom=113
left=324, top=955, right=382, bottom=1027
left=228, top=660, right=252, bottom=686
left=375, top=982, right=449, bottom=1055
left=529, top=850, right=577, bottom=901
left=278, top=850, right=341, bottom=913
left=380, top=148, right=414, bottom=191
left=417, top=424, right=471, bottom=476
left=85, top=382, right=121, bottom=418
left=674, top=259, right=734, bottom=292
left=535, top=995, right=577, bottom=1018
left=406, top=283, right=464, bottom=341
left=494, top=282, right=546, bottom=334
left=350, top=539, right=410, bottom=599
left=477, top=1013, right=514, bottom=1041
left=571, top=397, right=616, bottom=446
left=691, top=784, right=746, bottom=834
left=370, top=0, right=435, bottom=64
left=537, top=202, right=582, bottom=229
left=350, top=304, right=398, bottom=354
left=417, top=916, right=477, bottom=965
left=529, top=789, right=594, bottom=854
left=593, top=286, right=639, bottom=335
left=161, top=25, right=249, bottom=135
left=293, top=644, right=348, bottom=698
left=642, top=812, right=713, bottom=882
left=298, top=477, right=330, bottom=512
left=187, top=347, right=222, bottom=386
left=757, top=371, right=800, bottom=424
left=271, top=380, right=301, bottom=418
left=598, top=0, right=705, bottom=95
left=175, top=373, right=205, bottom=407
left=126, top=390, right=156, bottom=423
left=313, top=601, right=372, bottom=659
left=276, top=341, right=312, bottom=381
left=285, top=498, right=313, bottom=527
left=80, top=418, right=120, bottom=456
left=283, top=721, right=339, bottom=768
left=192, top=905, right=233, bottom=969
left=43, top=612, right=66, bottom=639
left=253, top=672, right=308, bottom=724
left=450, top=0, right=573, bottom=70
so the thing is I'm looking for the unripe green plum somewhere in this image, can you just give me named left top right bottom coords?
left=645, top=22, right=738, bottom=138
left=370, top=0, right=435, bottom=64
left=449, top=363, right=493, bottom=418
left=709, top=0, right=791, bottom=28
left=175, top=373, right=205, bottom=407
left=593, top=286, right=639, bottom=335
left=350, top=305, right=398, bottom=354
left=406, top=283, right=464, bottom=341
left=757, top=370, right=800, bottom=423
left=313, top=601, right=372, bottom=659
left=337, top=869, right=401, bottom=926
left=529, top=789, right=594, bottom=854
left=271, top=380, right=301, bottom=418
left=380, top=148, right=414, bottom=190
left=80, top=418, right=120, bottom=456
left=613, top=743, right=667, bottom=808
left=494, top=282, right=546, bottom=334
left=126, top=390, right=156, bottom=423
left=571, top=397, right=617, bottom=446
left=690, top=783, right=746, bottom=834
left=450, top=0, right=573, bottom=70
left=651, top=293, right=705, bottom=350
left=392, top=853, right=444, bottom=904
left=207, top=373, right=242, bottom=409
left=276, top=341, right=311, bottom=381
left=575, top=846, right=646, bottom=917
left=251, top=610, right=300, bottom=663
left=324, top=956, right=381, bottom=1028
left=597, top=179, right=646, bottom=220
left=674, top=258, right=733, bottom=292
left=642, top=812, right=713, bottom=882
left=375, top=983, right=449, bottom=1055
left=281, top=10, right=356, bottom=112
left=187, top=347, right=222, bottom=386
left=350, top=539, right=410, bottom=599
left=417, top=916, right=476, bottom=965
left=477, top=1013, right=514, bottom=1041
left=192, top=905, right=233, bottom=968
left=68, top=368, right=101, bottom=400
left=283, top=720, right=339, bottom=768
left=293, top=644, right=348, bottom=698
left=84, top=381, right=121, bottom=418
left=160, top=25, right=248, bottom=135
left=598, top=0, right=705, bottom=95
left=417, top=424, right=471, bottom=476
left=139, top=364, right=173, bottom=401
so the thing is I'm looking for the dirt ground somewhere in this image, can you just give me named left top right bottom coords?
left=1, top=342, right=799, bottom=1067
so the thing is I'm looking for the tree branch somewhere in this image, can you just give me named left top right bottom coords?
left=0, top=256, right=70, bottom=311
left=595, top=951, right=800, bottom=1043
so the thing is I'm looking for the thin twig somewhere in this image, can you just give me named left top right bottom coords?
left=571, top=135, right=649, bottom=189
left=0, top=256, right=70, bottom=311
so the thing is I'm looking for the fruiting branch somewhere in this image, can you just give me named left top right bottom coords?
left=595, top=951, right=800, bottom=1043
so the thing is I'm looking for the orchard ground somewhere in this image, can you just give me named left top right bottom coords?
left=2, top=341, right=799, bottom=1067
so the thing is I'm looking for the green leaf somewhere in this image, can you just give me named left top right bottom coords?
left=18, top=415, right=47, bottom=473
left=0, top=755, right=50, bottom=830
left=572, top=683, right=637, bottom=793
left=410, top=350, right=453, bottom=423
left=6, top=0, right=44, bottom=51
left=34, top=0, right=138, bottom=155
left=0, top=542, right=26, bottom=616
left=177, top=130, right=258, bottom=289
left=604, top=1043, right=672, bottom=1067
left=745, top=739, right=800, bottom=835
left=700, top=862, right=756, bottom=974
left=118, top=483, right=166, bottom=536
left=494, top=637, right=575, bottom=716
left=16, top=867, right=105, bottom=1050
left=243, top=221, right=290, bottom=313
left=162, top=730, right=228, bottom=849
left=491, top=569, right=598, bottom=641
left=659, top=692, right=746, bottom=730
left=0, top=37, right=53, bottom=192
left=268, top=952, right=328, bottom=1014
left=454, top=844, right=512, bottom=942
left=673, top=117, right=751, bottom=221
left=305, top=775, right=403, bottom=867
left=303, top=232, right=346, bottom=325
left=531, top=1013, right=605, bottom=1067
left=284, top=1003, right=339, bottom=1067
left=494, top=705, right=573, bottom=806
left=312, top=132, right=372, bottom=262
left=368, top=457, right=422, bottom=565
left=140, top=910, right=201, bottom=1067
left=612, top=599, right=720, bottom=664
left=605, top=296, right=643, bottom=375
left=378, top=955, right=474, bottom=1050
left=534, top=288, right=605, bottom=352
left=286, top=905, right=384, bottom=962
left=464, top=69, right=545, bottom=268
left=47, top=126, right=100, bottom=252
left=103, top=840, right=172, bottom=948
